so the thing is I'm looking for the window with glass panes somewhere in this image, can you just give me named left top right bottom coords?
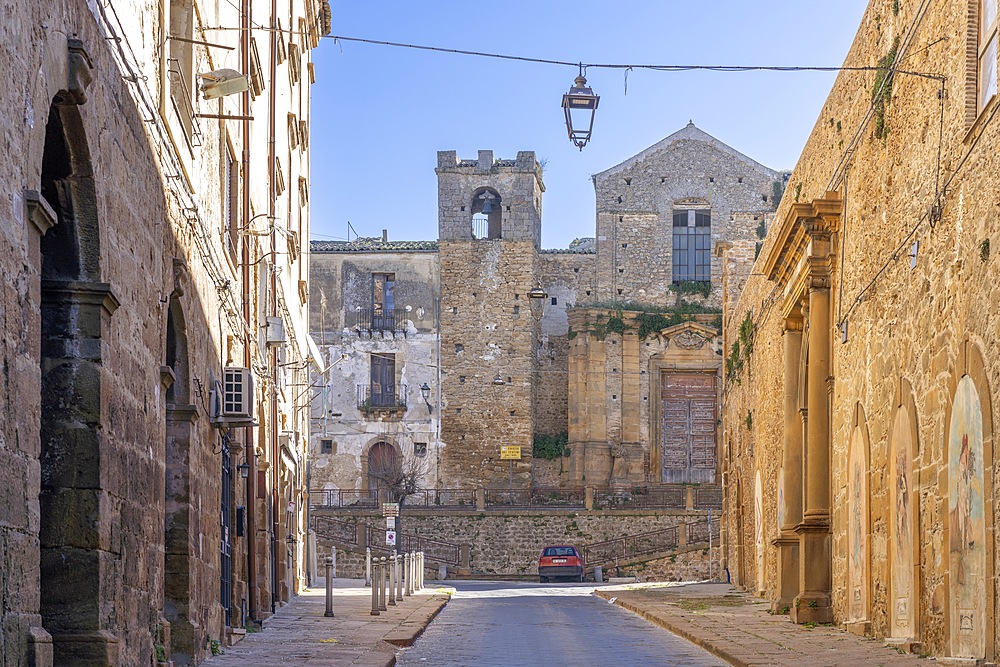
left=672, top=210, right=711, bottom=283
left=981, top=0, right=998, bottom=111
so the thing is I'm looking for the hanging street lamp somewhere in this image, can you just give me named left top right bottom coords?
left=562, top=66, right=600, bottom=150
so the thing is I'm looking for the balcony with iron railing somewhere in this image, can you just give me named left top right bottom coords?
left=357, top=383, right=407, bottom=413
left=166, top=58, right=202, bottom=147
left=349, top=307, right=407, bottom=334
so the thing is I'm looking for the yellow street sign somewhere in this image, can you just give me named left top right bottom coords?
left=500, top=446, right=521, bottom=460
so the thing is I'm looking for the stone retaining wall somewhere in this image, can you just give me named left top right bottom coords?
left=314, top=509, right=716, bottom=579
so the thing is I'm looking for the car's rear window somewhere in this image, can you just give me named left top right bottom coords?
left=543, top=547, right=576, bottom=557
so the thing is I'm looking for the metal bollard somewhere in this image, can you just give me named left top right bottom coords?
left=370, top=557, right=380, bottom=615
left=324, top=556, right=335, bottom=617
left=387, top=554, right=397, bottom=606
left=404, top=552, right=411, bottom=596
left=418, top=552, right=424, bottom=590
left=365, top=547, right=372, bottom=587
left=379, top=557, right=388, bottom=611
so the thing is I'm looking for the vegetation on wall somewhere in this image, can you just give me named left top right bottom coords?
left=569, top=301, right=723, bottom=341
left=673, top=280, right=712, bottom=299
left=533, top=432, right=569, bottom=460
left=725, top=311, right=756, bottom=385
left=872, top=37, right=899, bottom=140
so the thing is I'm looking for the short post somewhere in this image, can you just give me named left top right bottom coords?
left=708, top=508, right=714, bottom=581
left=403, top=552, right=411, bottom=596
left=370, top=558, right=380, bottom=615
left=379, top=557, right=388, bottom=611
left=387, top=554, right=397, bottom=606
left=324, top=556, right=335, bottom=617
left=365, top=547, right=372, bottom=587
left=395, top=554, right=403, bottom=601
left=418, top=552, right=424, bottom=589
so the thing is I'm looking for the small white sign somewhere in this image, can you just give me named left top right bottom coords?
left=386, top=530, right=397, bottom=546
left=386, top=517, right=396, bottom=530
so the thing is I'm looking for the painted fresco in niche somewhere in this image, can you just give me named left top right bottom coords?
left=755, top=470, right=764, bottom=592
left=889, top=407, right=916, bottom=639
left=948, top=376, right=986, bottom=659
left=848, top=427, right=868, bottom=622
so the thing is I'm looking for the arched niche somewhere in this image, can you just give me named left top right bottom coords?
left=471, top=187, right=502, bottom=240
left=944, top=340, right=994, bottom=660
left=888, top=377, right=920, bottom=641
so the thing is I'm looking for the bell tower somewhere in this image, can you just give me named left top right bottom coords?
left=435, top=150, right=545, bottom=488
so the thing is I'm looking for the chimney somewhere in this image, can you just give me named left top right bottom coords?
left=382, top=229, right=388, bottom=242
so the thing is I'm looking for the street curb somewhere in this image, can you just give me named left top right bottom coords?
left=383, top=594, right=451, bottom=648
left=595, top=589, right=746, bottom=667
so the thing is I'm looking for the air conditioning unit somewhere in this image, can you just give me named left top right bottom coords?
left=265, top=316, right=286, bottom=346
left=211, top=367, right=256, bottom=426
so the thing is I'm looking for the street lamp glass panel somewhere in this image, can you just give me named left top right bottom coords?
left=419, top=382, right=431, bottom=401
left=561, top=75, right=599, bottom=150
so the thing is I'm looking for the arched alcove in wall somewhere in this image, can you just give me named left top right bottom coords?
left=944, top=340, right=995, bottom=660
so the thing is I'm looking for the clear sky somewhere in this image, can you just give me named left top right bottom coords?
left=310, top=1, right=870, bottom=249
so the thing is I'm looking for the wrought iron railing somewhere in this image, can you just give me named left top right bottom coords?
left=166, top=58, right=202, bottom=146
left=357, top=383, right=407, bottom=411
left=581, top=526, right=680, bottom=566
left=310, top=485, right=721, bottom=511
left=349, top=307, right=407, bottom=333
left=693, top=485, right=723, bottom=509
left=365, top=525, right=461, bottom=565
left=310, top=488, right=379, bottom=509
left=312, top=514, right=361, bottom=546
left=593, top=485, right=685, bottom=510
left=484, top=487, right=586, bottom=508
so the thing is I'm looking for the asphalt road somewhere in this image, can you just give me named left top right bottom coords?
left=395, top=581, right=726, bottom=667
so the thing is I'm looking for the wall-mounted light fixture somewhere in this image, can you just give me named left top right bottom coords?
left=527, top=282, right=548, bottom=300
left=238, top=461, right=251, bottom=479
left=419, top=382, right=433, bottom=414
left=492, top=373, right=506, bottom=386
left=199, top=68, right=249, bottom=99
left=562, top=66, right=600, bottom=150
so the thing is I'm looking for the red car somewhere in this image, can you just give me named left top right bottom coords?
left=538, top=545, right=585, bottom=582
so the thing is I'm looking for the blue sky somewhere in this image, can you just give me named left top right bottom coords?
left=311, top=2, right=870, bottom=249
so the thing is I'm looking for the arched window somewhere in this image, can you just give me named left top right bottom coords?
left=471, top=188, right=502, bottom=240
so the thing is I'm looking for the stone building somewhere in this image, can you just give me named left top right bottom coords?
left=0, top=1, right=327, bottom=665
left=720, top=0, right=1000, bottom=661
left=310, top=125, right=780, bottom=499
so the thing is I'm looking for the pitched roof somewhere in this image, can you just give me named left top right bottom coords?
left=592, top=121, right=778, bottom=181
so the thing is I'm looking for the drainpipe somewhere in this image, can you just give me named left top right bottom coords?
left=268, top=0, right=281, bottom=612
left=240, top=0, right=258, bottom=624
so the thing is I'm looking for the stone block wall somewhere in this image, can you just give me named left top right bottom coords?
left=316, top=509, right=715, bottom=578
left=437, top=239, right=539, bottom=488
left=721, top=0, right=1000, bottom=659
left=592, top=122, right=780, bottom=307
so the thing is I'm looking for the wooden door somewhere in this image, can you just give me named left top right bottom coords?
left=370, top=353, right=395, bottom=407
left=660, top=372, right=717, bottom=483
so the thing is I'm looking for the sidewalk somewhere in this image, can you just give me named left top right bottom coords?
left=201, top=578, right=451, bottom=667
left=594, top=582, right=930, bottom=667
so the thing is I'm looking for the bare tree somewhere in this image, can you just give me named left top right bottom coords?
left=367, top=449, right=427, bottom=545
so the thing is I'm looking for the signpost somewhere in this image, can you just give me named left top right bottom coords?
left=381, top=502, right=399, bottom=517
left=500, top=446, right=522, bottom=504
left=386, top=517, right=396, bottom=530
left=386, top=530, right=396, bottom=546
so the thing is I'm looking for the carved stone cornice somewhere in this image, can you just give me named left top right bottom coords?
left=41, top=280, right=120, bottom=316
left=762, top=191, right=843, bottom=288
left=24, top=190, right=57, bottom=235
left=56, top=39, right=94, bottom=106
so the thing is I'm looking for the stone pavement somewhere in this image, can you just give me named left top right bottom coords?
left=200, top=578, right=451, bottom=667
left=594, top=582, right=931, bottom=667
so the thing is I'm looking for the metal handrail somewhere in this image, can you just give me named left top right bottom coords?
left=349, top=307, right=407, bottom=333
left=357, top=383, right=407, bottom=411
left=166, top=57, right=202, bottom=145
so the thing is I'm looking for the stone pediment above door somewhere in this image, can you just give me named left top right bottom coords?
left=657, top=321, right=721, bottom=356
